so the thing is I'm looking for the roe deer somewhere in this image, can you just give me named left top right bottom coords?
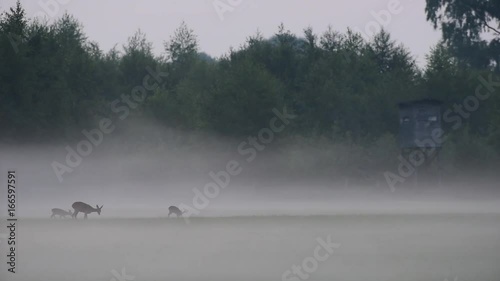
left=72, top=202, right=103, bottom=219
left=168, top=206, right=185, bottom=217
left=51, top=208, right=73, bottom=219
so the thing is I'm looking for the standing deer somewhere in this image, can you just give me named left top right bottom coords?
left=51, top=208, right=73, bottom=219
left=168, top=206, right=185, bottom=217
left=72, top=202, right=103, bottom=219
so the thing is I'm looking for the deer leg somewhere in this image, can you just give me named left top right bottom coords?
left=73, top=211, right=79, bottom=219
left=84, top=213, right=88, bottom=219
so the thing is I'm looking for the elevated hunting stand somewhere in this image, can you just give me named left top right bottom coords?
left=398, top=99, right=443, bottom=186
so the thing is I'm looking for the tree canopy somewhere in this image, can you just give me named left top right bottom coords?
left=426, top=0, right=500, bottom=69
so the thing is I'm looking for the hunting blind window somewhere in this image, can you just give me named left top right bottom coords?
left=397, top=99, right=443, bottom=149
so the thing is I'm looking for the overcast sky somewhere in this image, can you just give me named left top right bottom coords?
left=2, top=0, right=441, bottom=66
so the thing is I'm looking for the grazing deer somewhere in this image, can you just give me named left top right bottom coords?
left=72, top=201, right=103, bottom=219
left=168, top=206, right=185, bottom=217
left=51, top=208, right=73, bottom=219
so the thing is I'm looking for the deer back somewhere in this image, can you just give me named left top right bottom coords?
left=52, top=208, right=66, bottom=214
left=169, top=206, right=183, bottom=215
left=169, top=206, right=180, bottom=211
left=72, top=201, right=95, bottom=213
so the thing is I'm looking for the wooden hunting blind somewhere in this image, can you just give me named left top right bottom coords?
left=397, top=98, right=443, bottom=186
left=398, top=99, right=443, bottom=148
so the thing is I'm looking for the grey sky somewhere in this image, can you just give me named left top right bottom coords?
left=3, top=0, right=441, bottom=66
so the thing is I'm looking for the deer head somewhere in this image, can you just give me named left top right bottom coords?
left=96, top=205, right=103, bottom=215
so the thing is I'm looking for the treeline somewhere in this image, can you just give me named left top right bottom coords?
left=1, top=2, right=500, bottom=170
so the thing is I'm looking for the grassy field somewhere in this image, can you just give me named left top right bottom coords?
left=2, top=214, right=500, bottom=281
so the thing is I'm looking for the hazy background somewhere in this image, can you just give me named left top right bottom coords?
left=1, top=1, right=500, bottom=281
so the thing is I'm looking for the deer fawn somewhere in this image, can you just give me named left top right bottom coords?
left=51, top=208, right=73, bottom=219
left=168, top=206, right=185, bottom=217
left=72, top=202, right=103, bottom=219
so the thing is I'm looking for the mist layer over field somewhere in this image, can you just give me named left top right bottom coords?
left=1, top=122, right=500, bottom=219
left=1, top=215, right=499, bottom=281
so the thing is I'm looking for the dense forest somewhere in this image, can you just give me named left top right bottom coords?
left=1, top=1, right=499, bottom=180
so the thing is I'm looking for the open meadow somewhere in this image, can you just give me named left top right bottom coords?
left=2, top=213, right=500, bottom=281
